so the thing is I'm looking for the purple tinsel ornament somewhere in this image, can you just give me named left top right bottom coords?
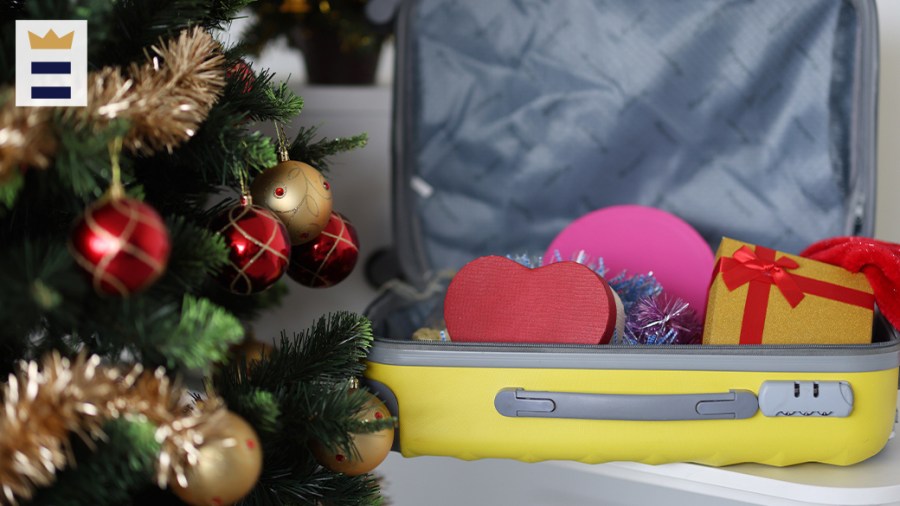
left=624, top=295, right=703, bottom=345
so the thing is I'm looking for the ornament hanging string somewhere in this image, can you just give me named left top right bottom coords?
left=107, top=137, right=125, bottom=199
left=273, top=121, right=289, bottom=162
left=238, top=168, right=251, bottom=206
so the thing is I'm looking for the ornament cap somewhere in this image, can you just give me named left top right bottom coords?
left=274, top=121, right=290, bottom=162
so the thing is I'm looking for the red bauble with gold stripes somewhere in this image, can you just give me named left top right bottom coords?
left=69, top=196, right=171, bottom=295
left=287, top=212, right=359, bottom=288
left=212, top=202, right=291, bottom=294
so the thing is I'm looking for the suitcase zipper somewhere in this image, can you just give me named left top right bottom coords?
left=372, top=336, right=899, bottom=355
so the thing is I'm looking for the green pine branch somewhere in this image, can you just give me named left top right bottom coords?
left=254, top=313, right=374, bottom=388
left=245, top=465, right=381, bottom=506
left=29, top=419, right=160, bottom=506
left=276, top=383, right=395, bottom=457
left=141, top=106, right=277, bottom=191
left=0, top=170, right=24, bottom=212
left=253, top=469, right=382, bottom=506
left=315, top=473, right=383, bottom=506
left=0, top=239, right=87, bottom=371
left=0, top=16, right=15, bottom=85
left=289, top=126, right=368, bottom=173
left=155, top=216, right=230, bottom=293
left=147, top=295, right=245, bottom=370
left=214, top=313, right=392, bottom=506
left=22, top=0, right=74, bottom=21
left=219, top=51, right=305, bottom=124
left=93, top=0, right=251, bottom=67
left=222, top=388, right=281, bottom=435
left=260, top=81, right=306, bottom=123
left=52, top=118, right=133, bottom=200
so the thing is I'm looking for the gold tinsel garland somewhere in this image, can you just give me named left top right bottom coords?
left=0, top=352, right=231, bottom=505
left=0, top=26, right=226, bottom=181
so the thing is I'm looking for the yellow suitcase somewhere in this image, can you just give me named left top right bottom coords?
left=365, top=331, right=899, bottom=465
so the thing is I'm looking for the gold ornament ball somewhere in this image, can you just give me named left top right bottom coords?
left=229, top=339, right=272, bottom=367
left=171, top=412, right=263, bottom=506
left=311, top=393, right=394, bottom=476
left=250, top=160, right=333, bottom=245
left=221, top=338, right=274, bottom=380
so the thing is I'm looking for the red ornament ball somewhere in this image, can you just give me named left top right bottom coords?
left=287, top=212, right=359, bottom=288
left=212, top=203, right=291, bottom=294
left=70, top=196, right=171, bottom=295
left=227, top=59, right=255, bottom=94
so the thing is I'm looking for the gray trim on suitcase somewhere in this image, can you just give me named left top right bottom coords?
left=364, top=378, right=402, bottom=452
left=392, top=0, right=431, bottom=287
left=494, top=388, right=759, bottom=420
left=758, top=381, right=854, bottom=418
left=367, top=338, right=900, bottom=373
left=844, top=0, right=879, bottom=237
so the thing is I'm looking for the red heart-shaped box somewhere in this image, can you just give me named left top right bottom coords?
left=444, top=256, right=617, bottom=344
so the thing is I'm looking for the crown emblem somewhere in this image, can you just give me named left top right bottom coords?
left=28, top=29, right=74, bottom=50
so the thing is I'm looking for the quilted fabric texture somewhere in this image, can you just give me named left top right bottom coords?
left=396, top=0, right=873, bottom=280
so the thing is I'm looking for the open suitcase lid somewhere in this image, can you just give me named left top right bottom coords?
left=389, top=0, right=879, bottom=288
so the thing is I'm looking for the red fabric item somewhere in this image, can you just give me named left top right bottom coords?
left=801, top=237, right=900, bottom=330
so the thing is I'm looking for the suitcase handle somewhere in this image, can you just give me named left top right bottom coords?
left=494, top=388, right=758, bottom=421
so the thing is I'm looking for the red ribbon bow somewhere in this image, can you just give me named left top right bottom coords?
left=720, top=245, right=805, bottom=308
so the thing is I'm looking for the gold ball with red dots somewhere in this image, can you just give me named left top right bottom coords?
left=311, top=391, right=394, bottom=476
left=227, top=338, right=273, bottom=372
left=250, top=160, right=333, bottom=245
left=171, top=411, right=263, bottom=506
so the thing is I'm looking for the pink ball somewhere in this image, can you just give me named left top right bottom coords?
left=545, top=205, right=714, bottom=318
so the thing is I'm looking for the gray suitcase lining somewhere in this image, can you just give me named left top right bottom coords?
left=392, top=0, right=877, bottom=287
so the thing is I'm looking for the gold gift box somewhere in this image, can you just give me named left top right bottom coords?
left=702, top=237, right=874, bottom=345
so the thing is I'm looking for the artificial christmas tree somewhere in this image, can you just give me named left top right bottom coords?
left=0, top=2, right=390, bottom=505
